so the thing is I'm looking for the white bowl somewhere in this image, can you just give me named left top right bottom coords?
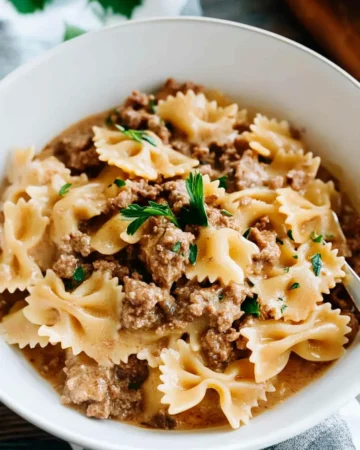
left=0, top=17, right=359, bottom=450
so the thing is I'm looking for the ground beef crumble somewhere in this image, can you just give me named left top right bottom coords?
left=201, top=328, right=240, bottom=371
left=139, top=217, right=195, bottom=288
left=61, top=351, right=148, bottom=420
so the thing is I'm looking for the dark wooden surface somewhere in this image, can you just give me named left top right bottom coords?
left=0, top=0, right=338, bottom=448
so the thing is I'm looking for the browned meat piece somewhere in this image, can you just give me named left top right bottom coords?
left=139, top=217, right=195, bottom=287
left=155, top=78, right=204, bottom=101
left=121, top=277, right=175, bottom=330
left=268, top=175, right=285, bottom=190
left=53, top=254, right=78, bottom=279
left=52, top=232, right=91, bottom=279
left=92, top=257, right=130, bottom=282
left=146, top=411, right=177, bottom=430
left=287, top=169, right=311, bottom=191
left=201, top=328, right=240, bottom=371
left=163, top=179, right=189, bottom=213
left=234, top=150, right=268, bottom=190
left=250, top=226, right=280, bottom=274
left=115, top=355, right=149, bottom=387
left=61, top=351, right=146, bottom=420
left=206, top=206, right=241, bottom=231
left=124, top=90, right=150, bottom=109
left=53, top=134, right=101, bottom=173
left=103, top=179, right=162, bottom=214
left=170, top=137, right=192, bottom=156
left=70, top=231, right=91, bottom=257
left=343, top=311, right=359, bottom=347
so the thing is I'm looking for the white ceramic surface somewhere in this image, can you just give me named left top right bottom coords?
left=0, top=17, right=359, bottom=450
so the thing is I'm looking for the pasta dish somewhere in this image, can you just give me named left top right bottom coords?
left=0, top=79, right=359, bottom=430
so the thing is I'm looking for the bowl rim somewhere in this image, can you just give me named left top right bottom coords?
left=0, top=16, right=360, bottom=450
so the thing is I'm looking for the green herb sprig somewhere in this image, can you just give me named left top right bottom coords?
left=189, top=244, right=198, bottom=265
left=241, top=294, right=260, bottom=317
left=59, top=183, right=72, bottom=196
left=121, top=201, right=179, bottom=235
left=115, top=124, right=156, bottom=147
left=216, top=176, right=228, bottom=189
left=310, top=231, right=322, bottom=243
left=180, top=172, right=208, bottom=227
left=311, top=253, right=322, bottom=276
left=73, top=266, right=86, bottom=283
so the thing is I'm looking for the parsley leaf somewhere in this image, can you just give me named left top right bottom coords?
left=276, top=237, right=284, bottom=245
left=180, top=172, right=208, bottom=227
left=216, top=176, right=228, bottom=189
left=289, top=282, right=300, bottom=290
left=189, top=244, right=198, bottom=265
left=310, top=231, right=323, bottom=243
left=91, top=0, right=142, bottom=18
left=9, top=0, right=51, bottom=13
left=221, top=209, right=233, bottom=217
left=59, top=183, right=72, bottom=196
left=284, top=267, right=290, bottom=273
left=73, top=267, right=86, bottom=283
left=218, top=293, right=224, bottom=301
left=280, top=304, right=288, bottom=314
left=243, top=228, right=251, bottom=239
left=114, top=179, right=126, bottom=188
left=241, top=294, right=260, bottom=317
left=149, top=99, right=156, bottom=114
left=293, top=254, right=298, bottom=259
left=287, top=230, right=294, bottom=241
left=172, top=241, right=182, bottom=253
left=115, top=124, right=156, bottom=147
left=121, top=201, right=179, bottom=235
left=63, top=23, right=87, bottom=42
left=311, top=253, right=322, bottom=276
left=247, top=278, right=255, bottom=287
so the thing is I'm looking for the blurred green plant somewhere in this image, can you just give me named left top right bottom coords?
left=63, top=23, right=87, bottom=41
left=8, top=0, right=142, bottom=17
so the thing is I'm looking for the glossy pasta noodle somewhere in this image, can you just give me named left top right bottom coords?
left=0, top=78, right=358, bottom=430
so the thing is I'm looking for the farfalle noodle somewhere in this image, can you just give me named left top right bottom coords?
left=158, top=340, right=275, bottom=429
left=23, top=270, right=124, bottom=366
left=186, top=227, right=259, bottom=285
left=157, top=90, right=238, bottom=145
left=241, top=303, right=350, bottom=382
left=93, top=126, right=198, bottom=180
left=0, top=199, right=49, bottom=292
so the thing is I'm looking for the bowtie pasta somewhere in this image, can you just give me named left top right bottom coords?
left=0, top=79, right=358, bottom=431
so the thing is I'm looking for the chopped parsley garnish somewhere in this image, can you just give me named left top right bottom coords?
left=73, top=266, right=86, bottom=283
left=218, top=293, right=224, bottom=301
left=221, top=209, right=233, bottom=217
left=284, top=267, right=290, bottom=273
left=114, top=179, right=126, bottom=188
left=278, top=297, right=284, bottom=302
left=293, top=254, right=298, bottom=259
left=310, top=231, right=323, bottom=243
left=243, top=228, right=251, bottom=239
left=258, top=155, right=272, bottom=164
left=311, top=253, right=322, bottom=276
left=216, top=175, right=228, bottom=189
left=276, top=237, right=284, bottom=245
left=289, top=282, right=300, bottom=290
left=241, top=294, right=260, bottom=317
left=172, top=241, right=182, bottom=253
left=115, top=124, right=156, bottom=147
left=59, top=183, right=72, bottom=196
left=180, top=172, right=208, bottom=227
left=287, top=229, right=294, bottom=241
left=280, top=304, right=288, bottom=314
left=149, top=98, right=156, bottom=114
left=121, top=201, right=179, bottom=235
left=128, top=382, right=141, bottom=390
left=189, top=244, right=198, bottom=265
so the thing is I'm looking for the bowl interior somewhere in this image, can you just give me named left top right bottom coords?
left=0, top=18, right=359, bottom=450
